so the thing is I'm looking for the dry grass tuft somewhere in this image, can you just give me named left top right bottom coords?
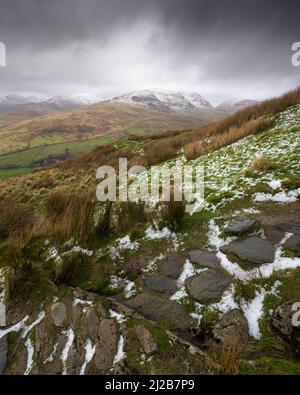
left=206, top=337, right=241, bottom=375
left=0, top=198, right=34, bottom=239
left=249, top=155, right=277, bottom=173
left=116, top=201, right=147, bottom=233
left=45, top=188, right=96, bottom=242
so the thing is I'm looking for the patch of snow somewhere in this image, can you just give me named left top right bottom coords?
left=207, top=220, right=236, bottom=249
left=63, top=246, right=93, bottom=256
left=109, top=309, right=126, bottom=323
left=61, top=328, right=75, bottom=375
left=46, top=246, right=61, bottom=263
left=241, top=281, right=281, bottom=340
left=211, top=285, right=239, bottom=314
left=177, top=259, right=207, bottom=285
left=24, top=338, right=34, bottom=375
left=22, top=311, right=45, bottom=339
left=44, top=342, right=59, bottom=364
left=80, top=339, right=96, bottom=375
left=142, top=254, right=165, bottom=273
left=123, top=281, right=136, bottom=299
left=0, top=315, right=29, bottom=340
left=113, top=335, right=126, bottom=365
left=73, top=298, right=93, bottom=307
left=145, top=226, right=174, bottom=240
left=254, top=188, right=300, bottom=203
left=108, top=236, right=139, bottom=260
left=268, top=180, right=281, bottom=190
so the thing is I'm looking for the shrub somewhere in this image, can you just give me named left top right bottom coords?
left=0, top=198, right=34, bottom=239
left=0, top=238, right=33, bottom=297
left=95, top=202, right=113, bottom=238
left=45, top=188, right=96, bottom=241
left=207, top=337, right=241, bottom=375
left=249, top=155, right=277, bottom=173
left=116, top=201, right=147, bottom=233
left=184, top=141, right=205, bottom=160
left=32, top=175, right=56, bottom=189
left=55, top=252, right=90, bottom=286
left=159, top=197, right=185, bottom=231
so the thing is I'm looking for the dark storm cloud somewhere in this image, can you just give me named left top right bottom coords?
left=0, top=0, right=299, bottom=102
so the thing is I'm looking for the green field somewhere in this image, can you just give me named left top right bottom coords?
left=0, top=167, right=32, bottom=179
left=0, top=135, right=115, bottom=169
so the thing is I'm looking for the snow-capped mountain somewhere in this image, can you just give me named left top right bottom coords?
left=217, top=98, right=259, bottom=111
left=45, top=93, right=103, bottom=108
left=110, top=90, right=212, bottom=113
left=0, top=94, right=45, bottom=112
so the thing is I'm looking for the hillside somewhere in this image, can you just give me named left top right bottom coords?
left=0, top=101, right=227, bottom=172
left=0, top=88, right=299, bottom=375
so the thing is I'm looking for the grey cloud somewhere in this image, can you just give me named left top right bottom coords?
left=0, top=0, right=299, bottom=102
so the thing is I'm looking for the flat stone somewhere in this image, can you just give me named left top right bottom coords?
left=161, top=255, right=185, bottom=279
left=134, top=325, right=158, bottom=355
left=220, top=237, right=275, bottom=264
left=144, top=275, right=178, bottom=295
left=283, top=235, right=300, bottom=257
left=265, top=227, right=285, bottom=245
left=213, top=309, right=249, bottom=343
left=185, top=269, right=231, bottom=304
left=224, top=218, right=256, bottom=235
left=50, top=302, right=67, bottom=327
left=276, top=222, right=300, bottom=235
left=95, top=319, right=117, bottom=372
left=188, top=250, right=220, bottom=269
left=125, top=293, right=194, bottom=330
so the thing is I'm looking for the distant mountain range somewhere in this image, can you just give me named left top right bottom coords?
left=217, top=98, right=259, bottom=111
left=110, top=90, right=213, bottom=113
left=0, top=90, right=259, bottom=169
left=0, top=91, right=258, bottom=115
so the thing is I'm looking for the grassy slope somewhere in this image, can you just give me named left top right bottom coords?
left=0, top=102, right=225, bottom=166
left=1, top=104, right=300, bottom=375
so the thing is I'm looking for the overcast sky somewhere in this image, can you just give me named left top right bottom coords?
left=0, top=0, right=299, bottom=104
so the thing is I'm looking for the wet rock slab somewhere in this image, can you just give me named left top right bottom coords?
left=185, top=269, right=231, bottom=305
left=220, top=237, right=275, bottom=264
left=225, top=218, right=256, bottom=235
left=276, top=222, right=300, bottom=235
left=124, top=293, right=194, bottom=330
left=188, top=250, right=220, bottom=269
left=144, top=275, right=178, bottom=295
left=161, top=255, right=185, bottom=279
left=283, top=235, right=300, bottom=257
left=213, top=309, right=249, bottom=343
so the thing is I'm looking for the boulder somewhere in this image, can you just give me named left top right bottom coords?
left=271, top=302, right=300, bottom=356
left=224, top=218, right=256, bottom=235
left=220, top=237, right=275, bottom=264
left=283, top=235, right=300, bottom=257
left=185, top=269, right=231, bottom=304
left=276, top=222, right=300, bottom=235
left=125, top=293, right=194, bottom=330
left=144, top=275, right=178, bottom=295
left=134, top=325, right=158, bottom=355
left=50, top=302, right=67, bottom=327
left=213, top=309, right=249, bottom=343
left=161, top=255, right=185, bottom=279
left=85, top=308, right=100, bottom=342
left=95, top=319, right=117, bottom=372
left=188, top=250, right=220, bottom=269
